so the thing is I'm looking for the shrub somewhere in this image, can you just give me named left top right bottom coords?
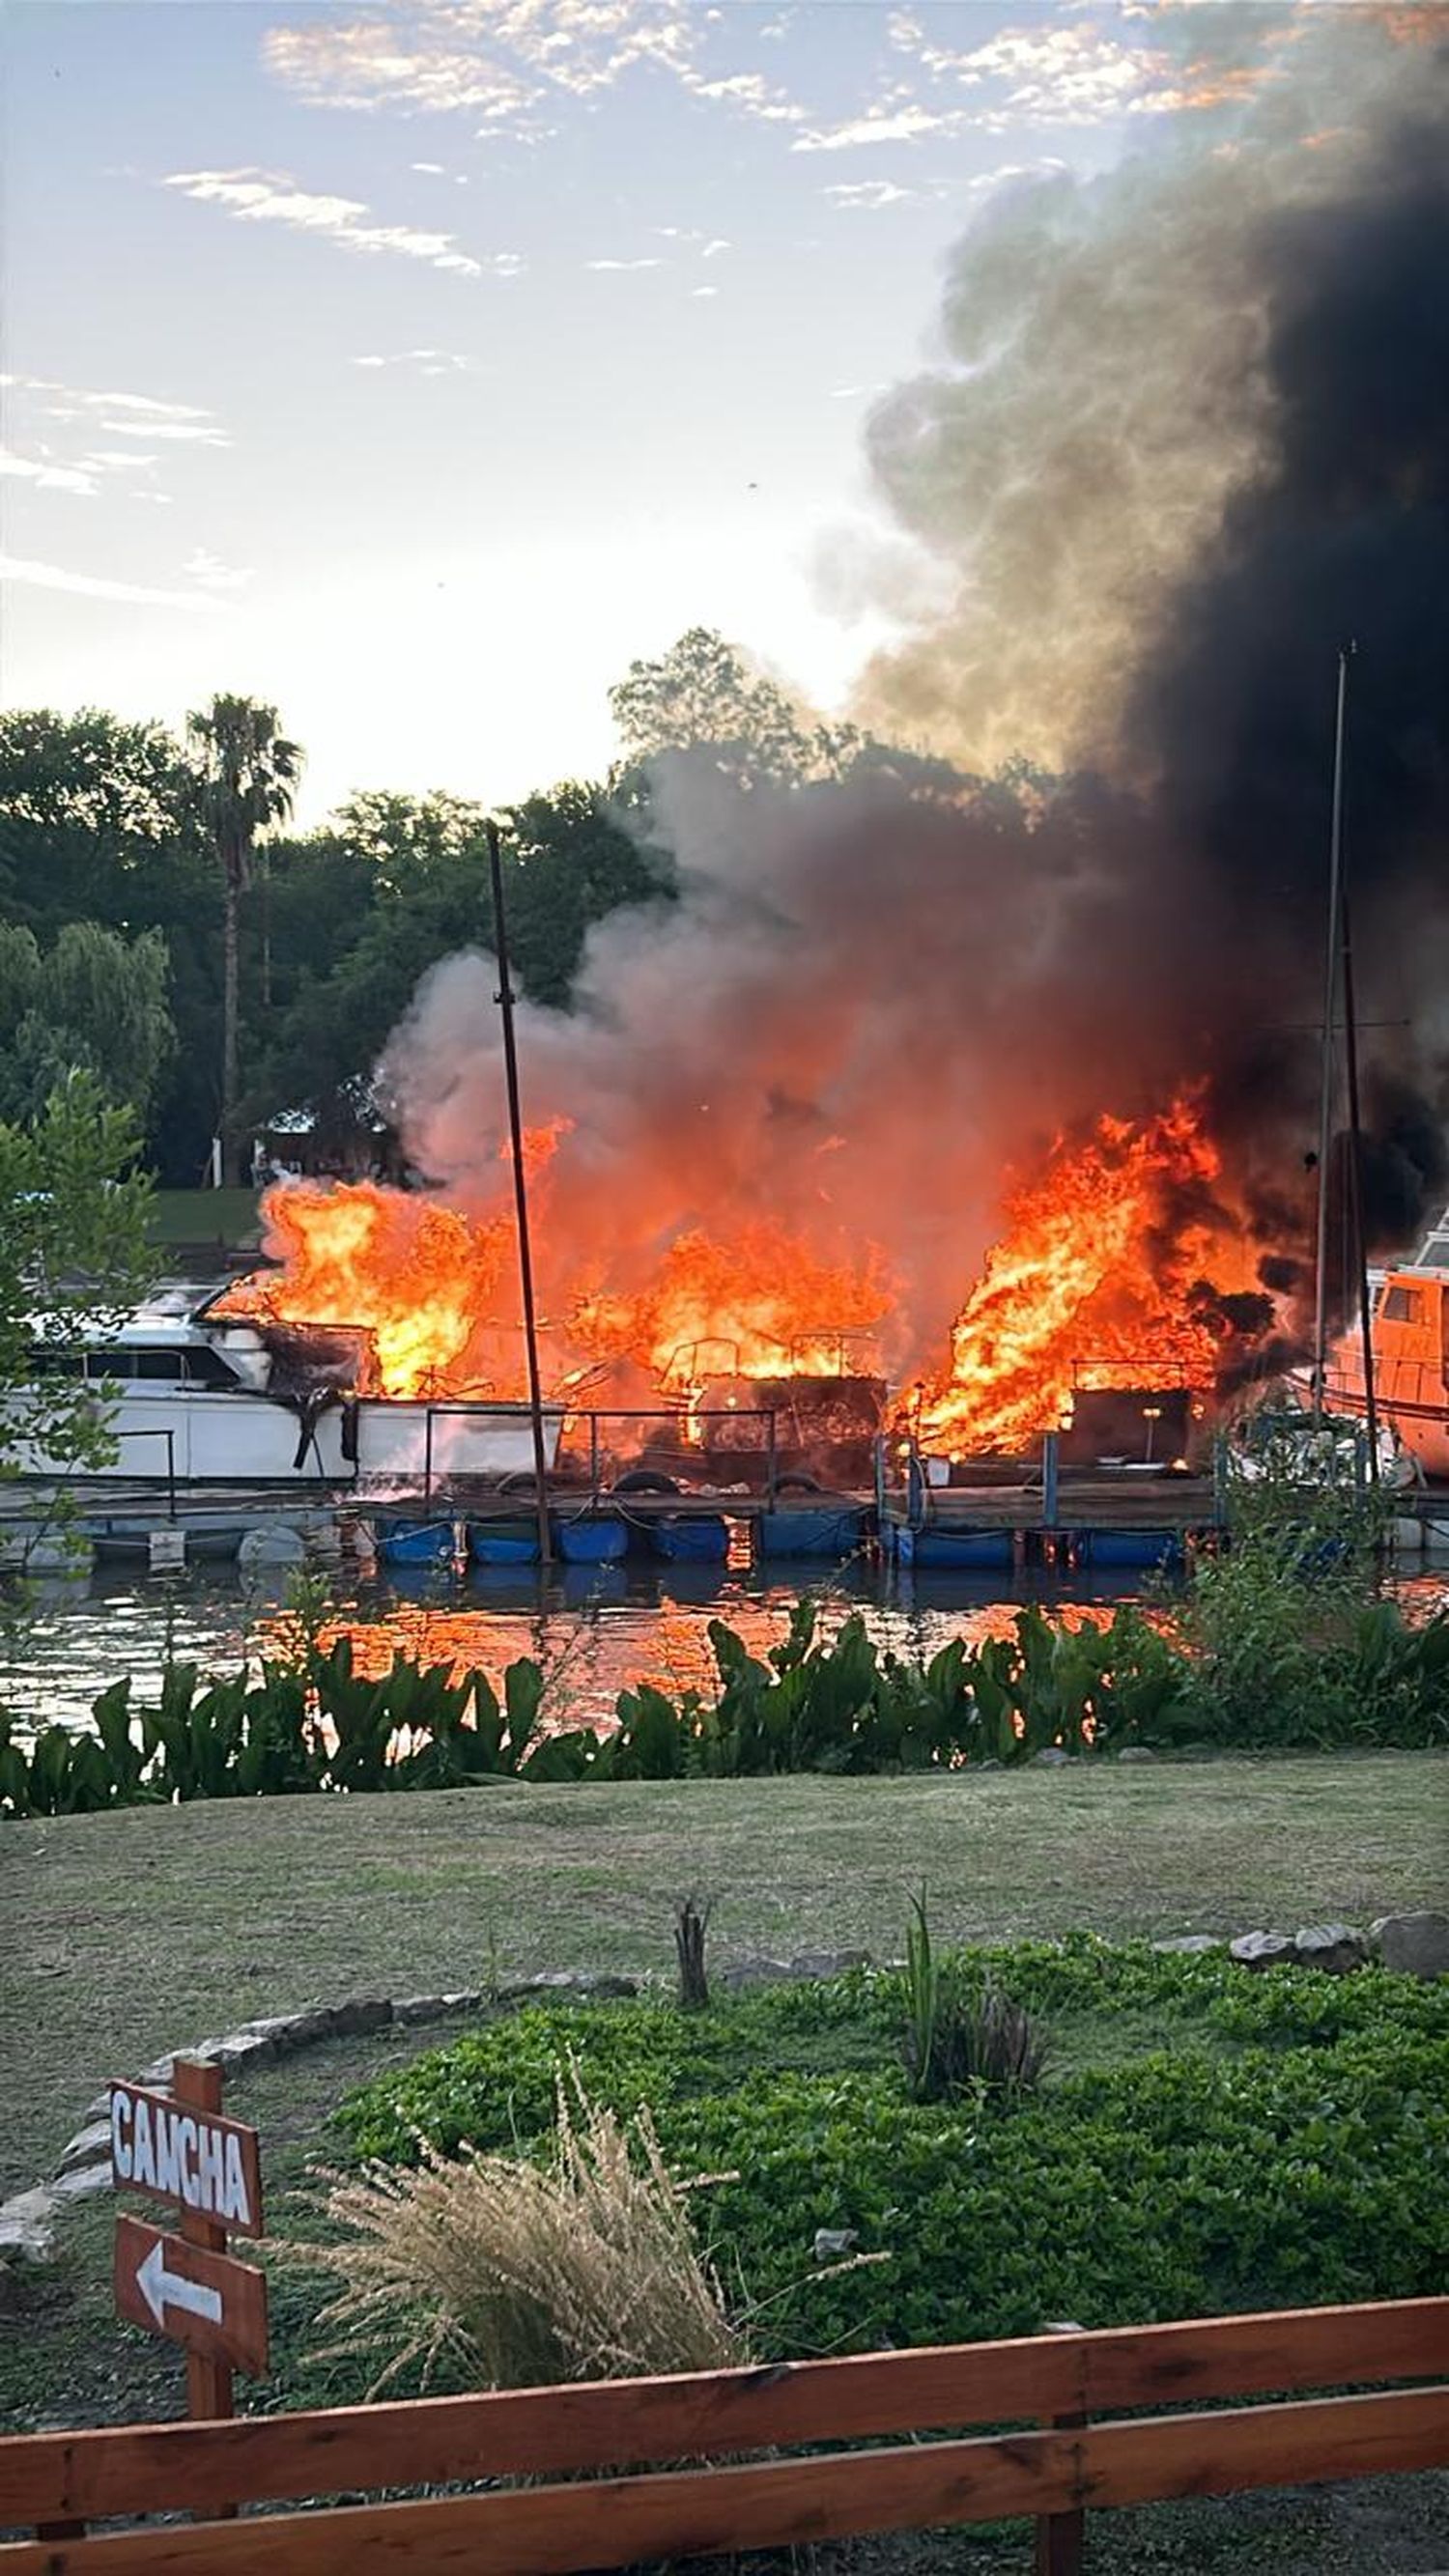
left=289, top=2067, right=745, bottom=2393
left=903, top=1895, right=1046, bottom=2103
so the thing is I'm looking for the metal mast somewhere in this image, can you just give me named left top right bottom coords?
left=487, top=819, right=554, bottom=1567
left=1311, top=644, right=1354, bottom=1421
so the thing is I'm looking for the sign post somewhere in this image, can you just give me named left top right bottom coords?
left=110, top=2052, right=269, bottom=2511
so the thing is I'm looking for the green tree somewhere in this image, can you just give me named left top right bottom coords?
left=185, top=695, right=302, bottom=1182
left=0, top=922, right=173, bottom=1125
left=0, top=709, right=217, bottom=1183
left=0, top=1074, right=156, bottom=1503
left=609, top=627, right=846, bottom=786
left=499, top=781, right=670, bottom=1005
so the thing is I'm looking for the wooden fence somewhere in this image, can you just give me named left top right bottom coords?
left=2, top=2298, right=1447, bottom=2572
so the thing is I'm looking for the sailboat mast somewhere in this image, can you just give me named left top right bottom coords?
left=1311, top=643, right=1354, bottom=1421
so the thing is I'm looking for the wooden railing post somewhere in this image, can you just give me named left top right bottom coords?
left=1036, top=2320, right=1086, bottom=2575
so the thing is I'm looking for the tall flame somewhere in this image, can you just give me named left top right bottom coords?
left=904, top=1092, right=1249, bottom=1456
left=568, top=1222, right=889, bottom=1387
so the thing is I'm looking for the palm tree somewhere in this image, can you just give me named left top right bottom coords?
left=186, top=695, right=302, bottom=1185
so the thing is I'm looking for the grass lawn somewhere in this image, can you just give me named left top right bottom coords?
left=4, top=1752, right=1444, bottom=2196
left=148, top=1186, right=260, bottom=1250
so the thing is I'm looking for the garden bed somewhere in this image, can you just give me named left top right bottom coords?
left=326, top=1941, right=1449, bottom=2392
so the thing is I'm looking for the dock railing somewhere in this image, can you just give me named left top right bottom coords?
left=2, top=2297, right=1446, bottom=2569
left=419, top=1404, right=781, bottom=1508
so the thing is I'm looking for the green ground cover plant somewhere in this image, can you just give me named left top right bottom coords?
left=327, top=1940, right=1449, bottom=2377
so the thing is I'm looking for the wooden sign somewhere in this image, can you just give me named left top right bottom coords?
left=109, top=2080, right=264, bottom=2237
left=114, top=2214, right=270, bottom=2379
left=111, top=2054, right=269, bottom=2453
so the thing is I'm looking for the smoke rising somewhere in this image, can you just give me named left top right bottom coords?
left=381, top=8, right=1449, bottom=1380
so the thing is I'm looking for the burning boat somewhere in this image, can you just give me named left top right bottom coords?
left=13, top=1294, right=563, bottom=1486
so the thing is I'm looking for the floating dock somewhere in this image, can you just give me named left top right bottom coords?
left=6, top=1437, right=1448, bottom=1575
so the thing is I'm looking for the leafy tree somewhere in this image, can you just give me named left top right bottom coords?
left=0, top=1074, right=156, bottom=1505
left=0, top=709, right=217, bottom=1183
left=185, top=695, right=302, bottom=1181
left=0, top=709, right=190, bottom=919
left=0, top=922, right=173, bottom=1125
left=498, top=781, right=670, bottom=1006
left=609, top=627, right=849, bottom=786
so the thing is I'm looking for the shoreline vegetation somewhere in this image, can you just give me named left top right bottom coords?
left=6, top=1469, right=1445, bottom=1822
left=5, top=1577, right=1446, bottom=1819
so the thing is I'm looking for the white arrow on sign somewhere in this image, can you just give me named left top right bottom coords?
left=136, top=2234, right=223, bottom=2333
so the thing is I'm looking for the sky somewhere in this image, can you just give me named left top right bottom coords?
left=1, top=0, right=1311, bottom=827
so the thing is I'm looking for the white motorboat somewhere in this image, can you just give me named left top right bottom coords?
left=10, top=1293, right=564, bottom=1486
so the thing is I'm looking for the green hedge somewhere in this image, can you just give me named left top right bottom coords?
left=333, top=1939, right=1449, bottom=2360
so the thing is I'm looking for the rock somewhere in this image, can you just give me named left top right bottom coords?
left=0, top=2189, right=61, bottom=2266
left=1152, top=1935, right=1225, bottom=1956
left=1033, top=1747, right=1070, bottom=1769
left=48, top=2165, right=112, bottom=2203
left=238, top=2016, right=303, bottom=2051
left=812, top=2228, right=859, bottom=2263
left=497, top=1971, right=636, bottom=2002
left=392, top=1995, right=449, bottom=2026
left=1293, top=1924, right=1366, bottom=1974
left=1370, top=1912, right=1449, bottom=1979
left=721, top=1958, right=796, bottom=1988
left=137, top=2056, right=175, bottom=2086
left=1117, top=1747, right=1156, bottom=1764
left=269, top=2007, right=344, bottom=2049
left=56, top=2119, right=113, bottom=2175
left=193, top=2030, right=282, bottom=2072
left=1230, top=1932, right=1297, bottom=1970
left=788, top=1950, right=870, bottom=1979
left=329, top=1998, right=394, bottom=2037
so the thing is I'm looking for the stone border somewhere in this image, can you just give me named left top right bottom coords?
left=4, top=1916, right=1443, bottom=2269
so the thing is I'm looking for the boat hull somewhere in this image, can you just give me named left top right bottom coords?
left=5, top=1390, right=564, bottom=1485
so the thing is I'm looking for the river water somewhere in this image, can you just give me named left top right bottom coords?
left=2, top=1554, right=1159, bottom=1735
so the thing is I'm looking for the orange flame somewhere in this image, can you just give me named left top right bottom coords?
left=220, top=1090, right=1260, bottom=1447
left=568, top=1222, right=889, bottom=1389
left=220, top=1181, right=524, bottom=1398
left=903, top=1092, right=1249, bottom=1458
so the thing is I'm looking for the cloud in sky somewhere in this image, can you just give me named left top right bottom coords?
left=184, top=547, right=254, bottom=592
left=823, top=178, right=921, bottom=208
left=794, top=105, right=967, bottom=153
left=0, top=446, right=100, bottom=496
left=162, top=167, right=519, bottom=278
left=0, top=552, right=228, bottom=611
left=889, top=12, right=1278, bottom=129
left=585, top=255, right=663, bottom=270
left=259, top=0, right=1294, bottom=168
left=352, top=348, right=477, bottom=373
left=2, top=373, right=225, bottom=437
left=263, top=0, right=703, bottom=125
left=0, top=378, right=220, bottom=512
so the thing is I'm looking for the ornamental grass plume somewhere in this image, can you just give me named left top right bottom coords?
left=289, top=2064, right=746, bottom=2394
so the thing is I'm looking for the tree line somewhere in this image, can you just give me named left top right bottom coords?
left=0, top=629, right=958, bottom=1188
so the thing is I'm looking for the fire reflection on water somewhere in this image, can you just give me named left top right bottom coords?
left=13, top=1563, right=1444, bottom=1741
left=10, top=1562, right=1158, bottom=1737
